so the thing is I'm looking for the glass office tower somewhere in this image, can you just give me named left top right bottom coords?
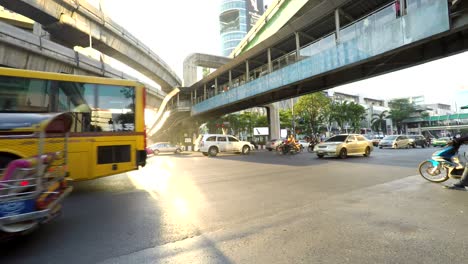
left=219, top=0, right=264, bottom=56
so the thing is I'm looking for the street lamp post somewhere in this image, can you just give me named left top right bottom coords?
left=291, top=98, right=295, bottom=136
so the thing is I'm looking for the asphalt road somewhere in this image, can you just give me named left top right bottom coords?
left=2, top=147, right=468, bottom=263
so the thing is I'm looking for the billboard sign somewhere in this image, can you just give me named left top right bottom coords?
left=253, top=127, right=268, bottom=136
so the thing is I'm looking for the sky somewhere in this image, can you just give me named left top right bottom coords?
left=87, top=0, right=468, bottom=111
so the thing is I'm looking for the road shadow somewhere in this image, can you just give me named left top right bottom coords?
left=0, top=171, right=234, bottom=264
left=201, top=151, right=334, bottom=167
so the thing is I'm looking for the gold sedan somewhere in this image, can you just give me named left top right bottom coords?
left=314, top=134, right=374, bottom=159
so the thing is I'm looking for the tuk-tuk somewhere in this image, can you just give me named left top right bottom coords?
left=0, top=112, right=73, bottom=240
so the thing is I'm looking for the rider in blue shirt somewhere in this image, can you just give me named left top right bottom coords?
left=445, top=135, right=468, bottom=190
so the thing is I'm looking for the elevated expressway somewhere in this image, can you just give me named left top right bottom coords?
left=0, top=0, right=181, bottom=93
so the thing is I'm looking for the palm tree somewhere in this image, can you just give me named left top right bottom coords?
left=371, top=110, right=388, bottom=135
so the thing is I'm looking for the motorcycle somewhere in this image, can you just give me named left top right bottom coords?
left=281, top=142, right=302, bottom=155
left=277, top=140, right=302, bottom=155
left=418, top=143, right=465, bottom=183
left=307, top=139, right=318, bottom=153
left=0, top=112, right=73, bottom=240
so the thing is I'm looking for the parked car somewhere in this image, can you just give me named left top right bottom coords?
left=408, top=135, right=428, bottom=148
left=198, top=134, right=254, bottom=157
left=314, top=134, right=373, bottom=159
left=378, top=135, right=410, bottom=149
left=432, top=137, right=451, bottom=147
left=266, top=138, right=283, bottom=151
left=371, top=135, right=384, bottom=147
left=148, top=142, right=182, bottom=155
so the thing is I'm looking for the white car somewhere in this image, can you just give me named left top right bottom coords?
left=198, top=134, right=254, bottom=157
left=297, top=140, right=309, bottom=149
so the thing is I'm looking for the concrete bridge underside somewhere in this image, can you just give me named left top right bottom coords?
left=0, top=20, right=126, bottom=79
left=0, top=20, right=164, bottom=120
left=0, top=0, right=181, bottom=93
left=190, top=0, right=468, bottom=118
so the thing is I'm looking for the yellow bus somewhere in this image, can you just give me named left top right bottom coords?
left=0, top=67, right=147, bottom=181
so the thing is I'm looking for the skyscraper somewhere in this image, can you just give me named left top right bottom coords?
left=219, top=0, right=264, bottom=57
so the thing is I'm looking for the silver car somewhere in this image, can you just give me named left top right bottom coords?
left=148, top=142, right=182, bottom=155
left=378, top=135, right=410, bottom=149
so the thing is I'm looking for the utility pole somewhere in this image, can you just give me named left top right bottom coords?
left=291, top=98, right=295, bottom=136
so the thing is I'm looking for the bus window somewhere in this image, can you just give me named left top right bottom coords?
left=54, top=81, right=95, bottom=132
left=0, top=76, right=50, bottom=112
left=96, top=85, right=135, bottom=132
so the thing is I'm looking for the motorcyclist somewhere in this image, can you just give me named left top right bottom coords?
left=286, top=134, right=300, bottom=151
left=444, top=135, right=468, bottom=190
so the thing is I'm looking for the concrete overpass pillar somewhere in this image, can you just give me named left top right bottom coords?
left=204, top=84, right=207, bottom=100
left=399, top=0, right=406, bottom=16
left=266, top=103, right=280, bottom=140
left=335, top=9, right=340, bottom=42
left=295, top=32, right=300, bottom=60
left=267, top=48, right=272, bottom=73
left=245, top=60, right=250, bottom=81
left=183, top=60, right=197, bottom=87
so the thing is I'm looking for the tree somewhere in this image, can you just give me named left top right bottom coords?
left=330, top=101, right=349, bottom=133
left=321, top=101, right=334, bottom=134
left=279, top=109, right=292, bottom=130
left=371, top=110, right=388, bottom=135
left=346, top=102, right=367, bottom=133
left=294, top=93, right=331, bottom=135
left=388, top=99, right=416, bottom=134
left=202, top=111, right=268, bottom=138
